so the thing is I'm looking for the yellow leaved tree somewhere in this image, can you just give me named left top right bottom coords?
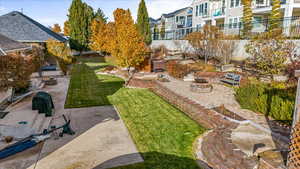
left=46, top=39, right=73, bottom=75
left=112, top=8, right=148, bottom=73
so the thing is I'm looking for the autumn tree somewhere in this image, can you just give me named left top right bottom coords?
left=269, top=0, right=282, bottom=31
left=186, top=25, right=223, bottom=64
left=0, top=47, right=44, bottom=92
left=68, top=0, right=94, bottom=51
left=160, top=21, right=166, bottom=39
left=113, top=8, right=148, bottom=74
left=245, top=29, right=295, bottom=78
left=46, top=39, right=73, bottom=75
left=241, top=0, right=253, bottom=38
left=52, top=24, right=62, bottom=33
left=90, top=19, right=107, bottom=52
left=137, top=0, right=151, bottom=45
left=64, top=21, right=70, bottom=36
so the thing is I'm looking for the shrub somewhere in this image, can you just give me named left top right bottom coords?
left=235, top=83, right=295, bottom=123
left=166, top=61, right=190, bottom=79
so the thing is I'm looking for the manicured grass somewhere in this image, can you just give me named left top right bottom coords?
left=65, top=57, right=206, bottom=168
left=109, top=88, right=205, bottom=169
left=65, top=57, right=124, bottom=108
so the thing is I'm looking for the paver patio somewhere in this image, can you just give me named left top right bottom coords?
left=159, top=76, right=290, bottom=142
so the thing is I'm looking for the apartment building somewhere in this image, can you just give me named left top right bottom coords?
left=191, top=0, right=300, bottom=35
left=151, top=0, right=300, bottom=40
left=151, top=7, right=193, bottom=40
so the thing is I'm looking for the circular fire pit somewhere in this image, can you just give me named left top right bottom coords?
left=190, top=78, right=213, bottom=93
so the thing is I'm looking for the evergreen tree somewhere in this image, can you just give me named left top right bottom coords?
left=153, top=24, right=159, bottom=40
left=68, top=0, right=94, bottom=51
left=269, top=0, right=282, bottom=31
left=241, top=0, right=253, bottom=38
left=137, top=0, right=152, bottom=45
left=94, top=8, right=108, bottom=23
left=160, top=21, right=166, bottom=40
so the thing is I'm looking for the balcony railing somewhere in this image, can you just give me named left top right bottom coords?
left=253, top=0, right=286, bottom=9
left=212, top=7, right=226, bottom=17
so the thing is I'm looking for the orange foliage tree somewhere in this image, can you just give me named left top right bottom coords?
left=52, top=24, right=62, bottom=33
left=0, top=47, right=44, bottom=91
left=112, top=8, right=148, bottom=72
left=46, top=39, right=73, bottom=75
left=90, top=19, right=107, bottom=52
left=64, top=21, right=70, bottom=36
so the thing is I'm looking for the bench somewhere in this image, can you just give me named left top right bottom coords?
left=220, top=73, right=241, bottom=86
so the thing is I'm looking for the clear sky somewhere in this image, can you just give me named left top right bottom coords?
left=0, top=0, right=192, bottom=28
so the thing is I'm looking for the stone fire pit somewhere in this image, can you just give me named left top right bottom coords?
left=190, top=78, right=213, bottom=93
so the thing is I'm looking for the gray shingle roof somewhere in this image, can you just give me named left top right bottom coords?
left=0, top=33, right=30, bottom=56
left=0, top=11, right=66, bottom=43
left=162, top=7, right=191, bottom=18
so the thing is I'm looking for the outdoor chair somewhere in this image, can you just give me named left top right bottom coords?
left=220, top=73, right=241, bottom=86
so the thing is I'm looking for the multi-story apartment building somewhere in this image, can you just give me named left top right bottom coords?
left=151, top=7, right=193, bottom=40
left=192, top=0, right=300, bottom=35
left=151, top=0, right=300, bottom=40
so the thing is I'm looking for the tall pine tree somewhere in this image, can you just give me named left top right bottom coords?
left=94, top=8, right=108, bottom=23
left=68, top=0, right=94, bottom=51
left=137, top=0, right=152, bottom=45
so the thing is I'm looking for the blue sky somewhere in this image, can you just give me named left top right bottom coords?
left=0, top=0, right=192, bottom=28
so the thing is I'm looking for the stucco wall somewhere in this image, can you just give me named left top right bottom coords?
left=151, top=40, right=300, bottom=61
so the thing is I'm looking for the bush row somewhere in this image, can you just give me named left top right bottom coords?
left=235, top=83, right=296, bottom=124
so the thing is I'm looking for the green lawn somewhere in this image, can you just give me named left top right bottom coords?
left=65, top=57, right=206, bottom=168
left=109, top=88, right=205, bottom=169
left=65, top=57, right=124, bottom=108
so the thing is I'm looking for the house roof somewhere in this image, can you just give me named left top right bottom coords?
left=0, top=33, right=30, bottom=56
left=0, top=11, right=66, bottom=43
left=161, top=7, right=192, bottom=18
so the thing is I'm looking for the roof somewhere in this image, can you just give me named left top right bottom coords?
left=0, top=11, right=66, bottom=43
left=161, top=7, right=192, bottom=18
left=0, top=33, right=30, bottom=56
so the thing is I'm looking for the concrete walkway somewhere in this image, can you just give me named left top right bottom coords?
left=0, top=77, right=142, bottom=169
left=27, top=106, right=143, bottom=169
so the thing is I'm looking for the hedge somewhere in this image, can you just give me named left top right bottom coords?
left=235, top=83, right=296, bottom=124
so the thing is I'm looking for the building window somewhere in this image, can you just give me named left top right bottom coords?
left=230, top=0, right=234, bottom=7
left=196, top=6, right=199, bottom=16
left=233, top=18, right=238, bottom=28
left=253, top=16, right=262, bottom=28
left=199, top=4, right=203, bottom=16
left=236, top=0, right=240, bottom=7
left=229, top=18, right=233, bottom=29
left=204, top=3, right=208, bottom=16
left=176, top=16, right=179, bottom=22
left=231, top=0, right=240, bottom=7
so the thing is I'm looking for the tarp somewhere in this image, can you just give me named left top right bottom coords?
left=32, top=92, right=54, bottom=117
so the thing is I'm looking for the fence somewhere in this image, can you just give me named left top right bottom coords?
left=152, top=16, right=300, bottom=40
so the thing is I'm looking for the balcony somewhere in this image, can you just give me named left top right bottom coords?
left=253, top=0, right=286, bottom=9
left=212, top=7, right=226, bottom=17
